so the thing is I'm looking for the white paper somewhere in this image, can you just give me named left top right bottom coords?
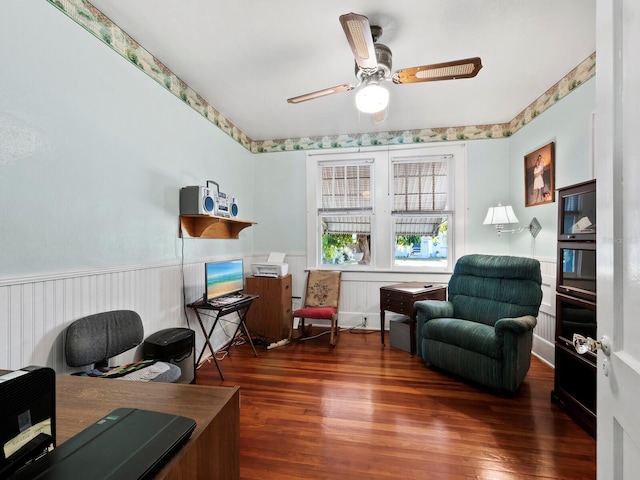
left=572, top=216, right=592, bottom=233
left=267, top=252, right=286, bottom=263
left=3, top=418, right=52, bottom=459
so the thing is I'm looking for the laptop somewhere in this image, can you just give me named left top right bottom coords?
left=9, top=408, right=196, bottom=480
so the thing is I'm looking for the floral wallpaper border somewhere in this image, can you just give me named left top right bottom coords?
left=48, top=0, right=596, bottom=155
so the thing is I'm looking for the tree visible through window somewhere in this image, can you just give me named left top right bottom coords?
left=319, top=162, right=372, bottom=265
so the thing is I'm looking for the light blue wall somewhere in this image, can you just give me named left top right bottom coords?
left=466, top=138, right=513, bottom=254
left=251, top=151, right=306, bottom=255
left=251, top=138, right=516, bottom=258
left=251, top=79, right=595, bottom=262
left=1, top=2, right=595, bottom=278
left=508, top=78, right=595, bottom=257
left=0, top=1, right=595, bottom=372
left=0, top=2, right=255, bottom=277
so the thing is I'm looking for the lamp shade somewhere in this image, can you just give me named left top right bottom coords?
left=355, top=82, right=389, bottom=114
left=483, top=204, right=519, bottom=225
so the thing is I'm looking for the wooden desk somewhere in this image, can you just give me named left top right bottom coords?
left=380, top=282, right=447, bottom=356
left=55, top=375, right=239, bottom=480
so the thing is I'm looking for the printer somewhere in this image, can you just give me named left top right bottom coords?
left=0, top=366, right=56, bottom=478
left=251, top=252, right=288, bottom=278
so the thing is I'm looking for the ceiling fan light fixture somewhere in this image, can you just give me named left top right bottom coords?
left=355, top=79, right=389, bottom=114
left=288, top=13, right=482, bottom=113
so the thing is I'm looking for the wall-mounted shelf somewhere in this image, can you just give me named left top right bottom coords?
left=179, top=215, right=256, bottom=239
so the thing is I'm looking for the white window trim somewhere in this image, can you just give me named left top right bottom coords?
left=306, top=144, right=467, bottom=272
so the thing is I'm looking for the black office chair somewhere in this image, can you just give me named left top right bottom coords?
left=65, top=310, right=181, bottom=383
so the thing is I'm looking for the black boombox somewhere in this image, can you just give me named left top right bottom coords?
left=179, top=183, right=238, bottom=218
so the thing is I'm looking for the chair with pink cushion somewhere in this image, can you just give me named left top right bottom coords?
left=289, top=270, right=342, bottom=346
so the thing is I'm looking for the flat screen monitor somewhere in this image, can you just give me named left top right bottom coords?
left=205, top=259, right=244, bottom=302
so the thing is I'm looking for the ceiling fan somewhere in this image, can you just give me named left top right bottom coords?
left=287, top=12, right=483, bottom=115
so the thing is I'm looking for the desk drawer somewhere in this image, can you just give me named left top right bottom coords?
left=381, top=297, right=413, bottom=313
left=380, top=287, right=447, bottom=312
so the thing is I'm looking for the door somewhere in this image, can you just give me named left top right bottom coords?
left=595, top=0, right=640, bottom=477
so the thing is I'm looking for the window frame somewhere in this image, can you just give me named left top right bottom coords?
left=390, top=153, right=455, bottom=272
left=306, top=144, right=467, bottom=272
left=314, top=154, right=375, bottom=269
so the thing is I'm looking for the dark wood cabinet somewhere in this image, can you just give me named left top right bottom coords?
left=557, top=180, right=596, bottom=242
left=245, top=275, right=292, bottom=343
left=551, top=179, right=596, bottom=438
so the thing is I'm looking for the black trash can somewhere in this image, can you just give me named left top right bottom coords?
left=143, top=328, right=195, bottom=384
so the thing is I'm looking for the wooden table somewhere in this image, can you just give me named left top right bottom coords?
left=188, top=296, right=258, bottom=380
left=55, top=375, right=239, bottom=479
left=380, top=282, right=447, bottom=355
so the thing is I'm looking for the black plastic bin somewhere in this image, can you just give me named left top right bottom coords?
left=143, top=328, right=195, bottom=384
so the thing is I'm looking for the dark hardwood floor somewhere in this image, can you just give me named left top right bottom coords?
left=196, top=328, right=596, bottom=480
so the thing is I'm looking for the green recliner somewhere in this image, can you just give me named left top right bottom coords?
left=415, top=254, right=543, bottom=393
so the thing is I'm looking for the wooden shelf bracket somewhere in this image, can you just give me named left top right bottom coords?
left=179, top=215, right=255, bottom=239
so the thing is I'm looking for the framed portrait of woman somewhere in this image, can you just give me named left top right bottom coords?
left=524, top=142, right=555, bottom=207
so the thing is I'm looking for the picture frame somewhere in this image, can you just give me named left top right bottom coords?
left=524, top=141, right=555, bottom=207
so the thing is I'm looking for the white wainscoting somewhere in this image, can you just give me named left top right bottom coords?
left=533, top=257, right=556, bottom=366
left=0, top=259, right=242, bottom=373
left=0, top=254, right=557, bottom=373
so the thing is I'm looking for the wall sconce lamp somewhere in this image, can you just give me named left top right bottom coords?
left=483, top=203, right=541, bottom=238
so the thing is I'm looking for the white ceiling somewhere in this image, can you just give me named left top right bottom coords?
left=88, top=0, right=595, bottom=142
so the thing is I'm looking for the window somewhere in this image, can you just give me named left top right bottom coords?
left=392, top=156, right=452, bottom=269
left=306, top=144, right=466, bottom=272
left=318, top=161, right=372, bottom=265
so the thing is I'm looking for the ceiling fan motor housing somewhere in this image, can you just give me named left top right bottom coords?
left=375, top=43, right=392, bottom=78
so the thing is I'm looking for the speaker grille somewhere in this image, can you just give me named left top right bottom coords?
left=203, top=196, right=215, bottom=213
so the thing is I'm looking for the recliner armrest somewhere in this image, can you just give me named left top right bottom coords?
left=494, top=315, right=537, bottom=336
left=415, top=300, right=454, bottom=320
left=414, top=300, right=454, bottom=359
left=494, top=315, right=538, bottom=392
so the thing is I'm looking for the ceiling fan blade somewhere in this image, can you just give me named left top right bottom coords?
left=339, top=13, right=378, bottom=72
left=392, top=57, right=483, bottom=84
left=287, top=84, right=355, bottom=104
